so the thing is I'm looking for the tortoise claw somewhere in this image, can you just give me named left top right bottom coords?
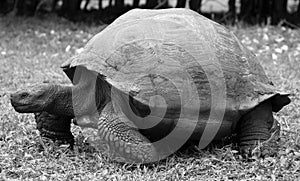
left=240, top=141, right=278, bottom=159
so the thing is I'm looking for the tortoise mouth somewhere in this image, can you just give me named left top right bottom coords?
left=12, top=104, right=42, bottom=113
left=11, top=98, right=43, bottom=113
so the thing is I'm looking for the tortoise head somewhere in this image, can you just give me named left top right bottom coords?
left=11, top=68, right=111, bottom=117
left=11, top=84, right=57, bottom=113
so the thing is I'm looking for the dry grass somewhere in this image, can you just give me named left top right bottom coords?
left=0, top=15, right=299, bottom=180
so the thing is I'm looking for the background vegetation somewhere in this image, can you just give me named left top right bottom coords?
left=1, top=0, right=300, bottom=26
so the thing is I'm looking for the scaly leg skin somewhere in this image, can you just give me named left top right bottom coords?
left=79, top=102, right=160, bottom=164
left=236, top=100, right=280, bottom=158
left=34, top=112, right=74, bottom=148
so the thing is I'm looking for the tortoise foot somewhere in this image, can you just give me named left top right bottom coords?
left=34, top=112, right=74, bottom=148
left=239, top=119, right=280, bottom=158
left=236, top=100, right=281, bottom=158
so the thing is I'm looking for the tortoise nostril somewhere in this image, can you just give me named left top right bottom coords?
left=10, top=93, right=16, bottom=100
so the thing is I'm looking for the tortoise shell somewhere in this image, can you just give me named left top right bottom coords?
left=64, top=8, right=288, bottom=146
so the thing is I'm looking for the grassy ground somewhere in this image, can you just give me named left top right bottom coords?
left=0, top=15, right=299, bottom=180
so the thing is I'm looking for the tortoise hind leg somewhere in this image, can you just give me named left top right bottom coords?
left=236, top=100, right=280, bottom=157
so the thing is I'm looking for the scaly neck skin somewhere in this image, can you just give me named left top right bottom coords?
left=45, top=77, right=111, bottom=117
left=45, top=85, right=75, bottom=117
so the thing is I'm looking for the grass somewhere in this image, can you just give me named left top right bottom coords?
left=0, top=15, right=299, bottom=180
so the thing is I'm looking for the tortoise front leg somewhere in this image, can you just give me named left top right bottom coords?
left=78, top=102, right=159, bottom=163
left=34, top=112, right=74, bottom=148
left=236, top=100, right=280, bottom=157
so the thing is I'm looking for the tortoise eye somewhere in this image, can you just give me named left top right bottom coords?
left=20, top=92, right=29, bottom=99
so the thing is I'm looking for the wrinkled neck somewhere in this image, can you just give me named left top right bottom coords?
left=46, top=76, right=111, bottom=117
left=46, top=85, right=74, bottom=117
left=71, top=77, right=111, bottom=116
left=95, top=77, right=111, bottom=113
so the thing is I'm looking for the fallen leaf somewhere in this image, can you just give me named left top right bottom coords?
left=65, top=45, right=71, bottom=52
left=281, top=45, right=288, bottom=51
left=76, top=47, right=84, bottom=54
left=275, top=36, right=284, bottom=43
left=275, top=48, right=283, bottom=54
left=272, top=53, right=278, bottom=60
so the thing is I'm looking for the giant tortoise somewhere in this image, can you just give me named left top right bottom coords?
left=10, top=8, right=290, bottom=163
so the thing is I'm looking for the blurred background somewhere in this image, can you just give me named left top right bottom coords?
left=1, top=0, right=300, bottom=26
